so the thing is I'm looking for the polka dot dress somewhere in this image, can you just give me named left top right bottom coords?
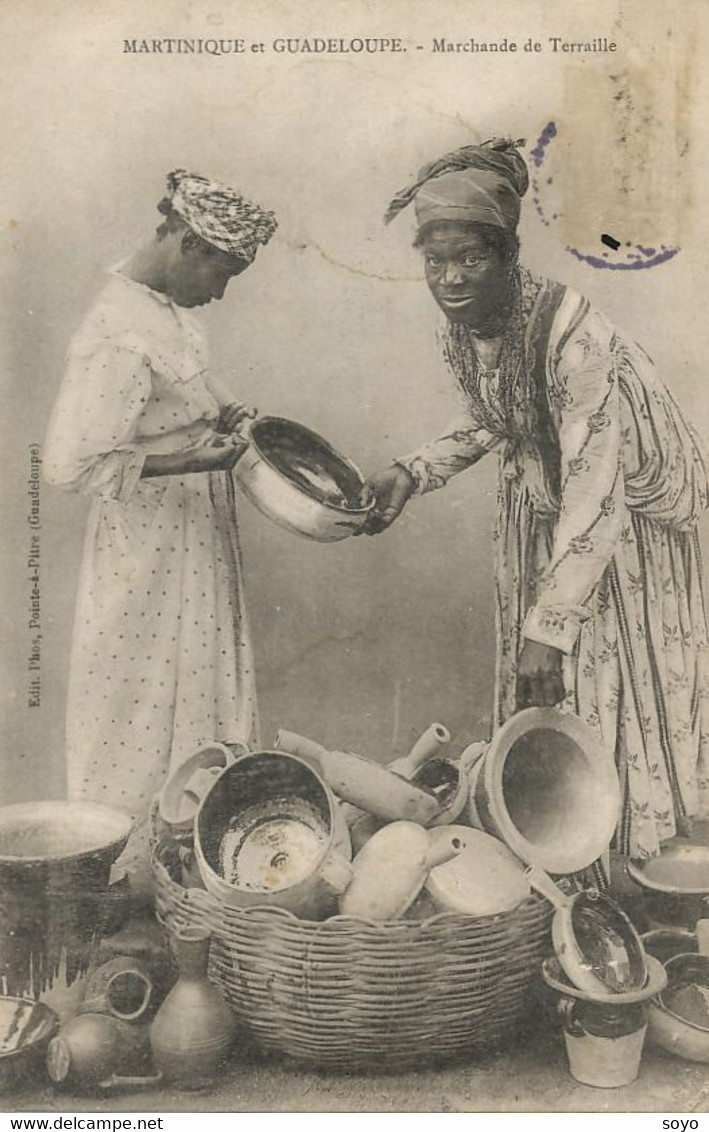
left=44, top=268, right=259, bottom=875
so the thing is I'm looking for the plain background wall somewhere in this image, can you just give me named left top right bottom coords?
left=3, top=0, right=709, bottom=802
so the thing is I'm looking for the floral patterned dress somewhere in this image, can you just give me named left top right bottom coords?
left=44, top=268, right=259, bottom=874
left=399, top=267, right=709, bottom=859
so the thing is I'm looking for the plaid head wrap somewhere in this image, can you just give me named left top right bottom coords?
left=384, top=138, right=528, bottom=232
left=162, top=169, right=278, bottom=263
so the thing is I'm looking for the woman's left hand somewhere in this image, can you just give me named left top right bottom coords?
left=217, top=402, right=257, bottom=434
left=516, top=640, right=565, bottom=709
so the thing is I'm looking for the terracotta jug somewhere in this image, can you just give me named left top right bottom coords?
left=46, top=1012, right=154, bottom=1089
left=150, top=927, right=237, bottom=1090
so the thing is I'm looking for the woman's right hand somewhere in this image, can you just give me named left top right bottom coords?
left=362, top=465, right=415, bottom=534
left=141, top=436, right=248, bottom=479
left=186, top=436, right=249, bottom=472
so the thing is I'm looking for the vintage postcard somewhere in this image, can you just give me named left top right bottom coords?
left=2, top=0, right=709, bottom=1116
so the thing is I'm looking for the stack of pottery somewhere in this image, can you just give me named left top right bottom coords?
left=531, top=866, right=664, bottom=1087
left=47, top=931, right=239, bottom=1093
left=164, top=709, right=623, bottom=927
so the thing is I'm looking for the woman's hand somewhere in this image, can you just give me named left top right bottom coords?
left=141, top=435, right=248, bottom=478
left=187, top=436, right=249, bottom=472
left=362, top=465, right=415, bottom=534
left=516, top=639, right=565, bottom=709
left=217, top=402, right=257, bottom=434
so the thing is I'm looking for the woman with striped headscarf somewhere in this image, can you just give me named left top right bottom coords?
left=44, top=170, right=277, bottom=889
left=365, top=139, right=709, bottom=862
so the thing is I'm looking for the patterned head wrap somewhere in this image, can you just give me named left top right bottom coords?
left=161, top=169, right=278, bottom=263
left=384, top=139, right=528, bottom=232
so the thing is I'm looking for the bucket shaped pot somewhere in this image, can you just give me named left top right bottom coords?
left=194, top=751, right=353, bottom=920
left=467, top=708, right=620, bottom=875
left=0, top=801, right=132, bottom=1000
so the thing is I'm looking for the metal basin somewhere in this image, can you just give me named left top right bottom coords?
left=628, top=844, right=709, bottom=930
left=648, top=953, right=709, bottom=1062
left=234, top=416, right=373, bottom=542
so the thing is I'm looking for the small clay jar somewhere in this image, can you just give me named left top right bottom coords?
left=47, top=1013, right=153, bottom=1089
left=79, top=957, right=154, bottom=1022
left=150, top=927, right=237, bottom=1090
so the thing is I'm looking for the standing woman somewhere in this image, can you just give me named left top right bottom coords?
left=365, top=139, right=709, bottom=860
left=44, top=170, right=277, bottom=880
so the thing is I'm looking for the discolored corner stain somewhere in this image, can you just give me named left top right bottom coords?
left=6, top=219, right=19, bottom=230
left=539, top=16, right=698, bottom=269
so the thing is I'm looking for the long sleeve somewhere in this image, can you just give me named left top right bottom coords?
left=204, top=371, right=238, bottom=408
left=44, top=344, right=152, bottom=502
left=523, top=297, right=625, bottom=653
left=395, top=408, right=498, bottom=495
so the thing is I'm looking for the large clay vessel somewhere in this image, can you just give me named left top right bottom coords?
left=467, top=708, right=620, bottom=874
left=194, top=751, right=353, bottom=918
left=150, top=928, right=237, bottom=1090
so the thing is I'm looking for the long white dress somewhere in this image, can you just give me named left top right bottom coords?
left=44, top=268, right=258, bottom=868
left=398, top=268, right=709, bottom=859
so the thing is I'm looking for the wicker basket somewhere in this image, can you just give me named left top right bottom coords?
left=151, top=818, right=553, bottom=1072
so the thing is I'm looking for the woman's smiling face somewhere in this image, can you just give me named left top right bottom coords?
left=419, top=221, right=516, bottom=327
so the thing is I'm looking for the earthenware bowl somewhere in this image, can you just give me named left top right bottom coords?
left=0, top=997, right=57, bottom=1092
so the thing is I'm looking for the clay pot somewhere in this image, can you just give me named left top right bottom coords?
left=150, top=928, right=237, bottom=1090
left=467, top=708, right=620, bottom=874
left=527, top=866, right=647, bottom=995
left=340, top=823, right=464, bottom=920
left=389, top=723, right=451, bottom=779
left=79, top=957, right=154, bottom=1022
left=158, top=743, right=247, bottom=843
left=0, top=801, right=132, bottom=1003
left=412, top=743, right=484, bottom=828
left=542, top=955, right=666, bottom=1088
left=47, top=1013, right=153, bottom=1089
left=194, top=751, right=353, bottom=919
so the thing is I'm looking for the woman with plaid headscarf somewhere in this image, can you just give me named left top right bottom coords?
left=44, top=170, right=277, bottom=890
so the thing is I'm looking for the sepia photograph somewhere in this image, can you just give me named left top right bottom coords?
left=2, top=0, right=709, bottom=1116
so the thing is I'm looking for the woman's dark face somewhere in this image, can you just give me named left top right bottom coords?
left=420, top=222, right=514, bottom=327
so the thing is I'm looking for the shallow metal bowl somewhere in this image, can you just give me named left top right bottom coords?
left=627, top=843, right=709, bottom=896
left=648, top=952, right=709, bottom=1063
left=234, top=416, right=374, bottom=542
left=628, top=843, right=709, bottom=930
